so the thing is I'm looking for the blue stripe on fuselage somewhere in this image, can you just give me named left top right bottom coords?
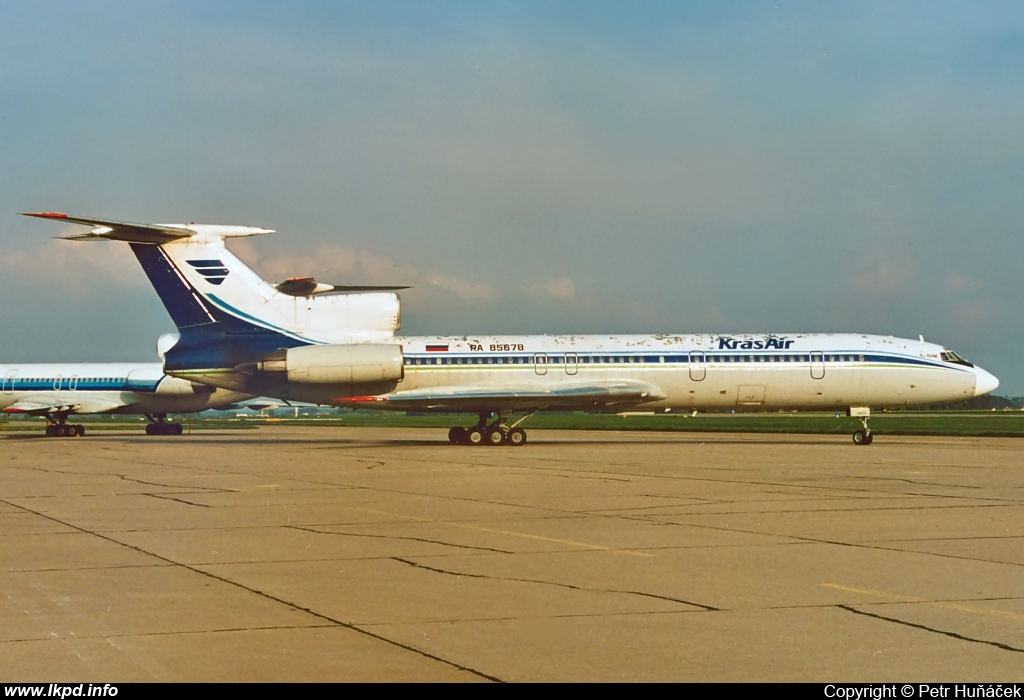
left=2, top=378, right=160, bottom=392
left=400, top=351, right=961, bottom=371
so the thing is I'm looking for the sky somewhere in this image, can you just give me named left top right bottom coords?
left=2, top=1, right=1023, bottom=393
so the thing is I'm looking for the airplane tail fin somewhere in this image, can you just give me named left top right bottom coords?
left=23, top=213, right=404, bottom=370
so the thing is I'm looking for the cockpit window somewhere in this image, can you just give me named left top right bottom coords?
left=940, top=350, right=974, bottom=367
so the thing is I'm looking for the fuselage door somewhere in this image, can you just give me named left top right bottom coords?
left=52, top=374, right=62, bottom=391
left=689, top=351, right=706, bottom=381
left=565, top=352, right=579, bottom=375
left=534, top=353, right=548, bottom=375
left=737, top=384, right=766, bottom=405
left=2, top=370, right=16, bottom=395
left=810, top=352, right=825, bottom=379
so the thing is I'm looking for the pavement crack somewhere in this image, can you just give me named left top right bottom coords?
left=391, top=557, right=718, bottom=611
left=846, top=475, right=981, bottom=489
left=287, top=526, right=515, bottom=554
left=624, top=590, right=719, bottom=610
left=645, top=520, right=1024, bottom=568
left=641, top=502, right=1015, bottom=518
left=837, top=605, right=1024, bottom=653
left=145, top=494, right=211, bottom=508
left=5, top=623, right=338, bottom=643
left=0, top=497, right=504, bottom=683
left=548, top=473, right=634, bottom=483
left=114, top=474, right=233, bottom=493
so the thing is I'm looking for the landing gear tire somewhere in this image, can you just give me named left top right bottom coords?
left=853, top=429, right=872, bottom=445
left=486, top=428, right=505, bottom=446
left=507, top=428, right=527, bottom=446
left=466, top=427, right=485, bottom=446
left=448, top=426, right=467, bottom=444
left=45, top=424, right=85, bottom=438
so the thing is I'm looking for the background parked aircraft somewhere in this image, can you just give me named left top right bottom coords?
left=1, top=360, right=252, bottom=437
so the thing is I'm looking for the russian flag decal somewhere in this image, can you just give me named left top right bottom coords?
left=426, top=343, right=449, bottom=352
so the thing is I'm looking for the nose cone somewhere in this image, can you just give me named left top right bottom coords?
left=973, top=367, right=1000, bottom=398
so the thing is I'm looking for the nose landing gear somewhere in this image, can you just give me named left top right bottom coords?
left=849, top=407, right=873, bottom=445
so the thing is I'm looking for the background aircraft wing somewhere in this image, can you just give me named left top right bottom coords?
left=3, top=396, right=123, bottom=416
left=338, top=379, right=666, bottom=412
left=21, top=212, right=196, bottom=244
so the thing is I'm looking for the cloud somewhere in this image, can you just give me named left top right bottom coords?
left=0, top=237, right=145, bottom=293
left=229, top=238, right=497, bottom=303
left=704, top=306, right=731, bottom=326
left=423, top=271, right=497, bottom=302
left=229, top=238, right=415, bottom=286
left=855, top=258, right=918, bottom=294
left=539, top=275, right=577, bottom=301
left=948, top=301, right=997, bottom=327
left=944, top=271, right=984, bottom=291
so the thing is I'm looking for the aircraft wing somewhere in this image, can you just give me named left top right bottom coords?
left=21, top=212, right=196, bottom=244
left=3, top=396, right=123, bottom=416
left=337, top=380, right=666, bottom=412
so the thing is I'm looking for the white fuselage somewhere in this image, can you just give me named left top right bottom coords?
left=239, top=332, right=991, bottom=410
left=0, top=363, right=251, bottom=416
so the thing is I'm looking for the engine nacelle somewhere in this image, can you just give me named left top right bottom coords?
left=259, top=344, right=404, bottom=384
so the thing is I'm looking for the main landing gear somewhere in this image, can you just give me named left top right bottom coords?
left=145, top=414, right=184, bottom=436
left=849, top=407, right=874, bottom=446
left=44, top=414, right=85, bottom=438
left=448, top=411, right=533, bottom=446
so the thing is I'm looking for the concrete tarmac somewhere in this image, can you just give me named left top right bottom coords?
left=0, top=426, right=1022, bottom=682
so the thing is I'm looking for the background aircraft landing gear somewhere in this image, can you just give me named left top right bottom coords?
left=145, top=415, right=183, bottom=436
left=45, top=416, right=85, bottom=438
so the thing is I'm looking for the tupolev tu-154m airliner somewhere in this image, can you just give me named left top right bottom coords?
left=23, top=212, right=1000, bottom=446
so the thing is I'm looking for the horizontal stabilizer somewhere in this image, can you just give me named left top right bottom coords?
left=22, top=212, right=197, bottom=244
left=21, top=212, right=274, bottom=244
left=274, top=276, right=410, bottom=297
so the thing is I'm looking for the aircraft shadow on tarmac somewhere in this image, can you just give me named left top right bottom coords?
left=0, top=431, right=863, bottom=447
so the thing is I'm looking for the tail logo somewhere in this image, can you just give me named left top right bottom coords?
left=187, top=259, right=230, bottom=286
